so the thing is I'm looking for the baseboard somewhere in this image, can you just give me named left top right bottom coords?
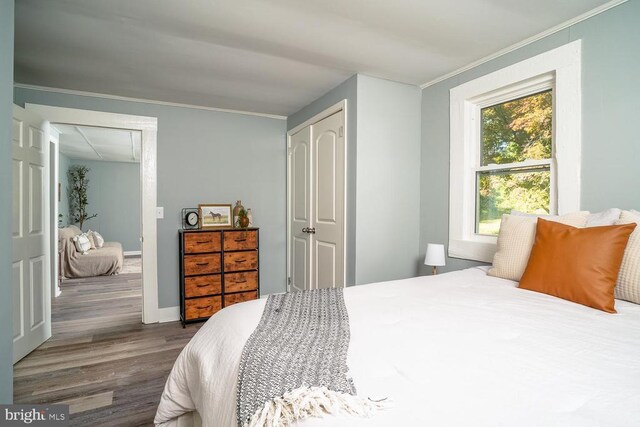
left=156, top=306, right=180, bottom=323
left=124, top=250, right=142, bottom=257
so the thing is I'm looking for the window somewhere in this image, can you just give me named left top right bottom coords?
left=477, top=90, right=553, bottom=235
left=449, top=41, right=581, bottom=262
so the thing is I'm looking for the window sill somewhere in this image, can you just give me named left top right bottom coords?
left=448, top=238, right=496, bottom=263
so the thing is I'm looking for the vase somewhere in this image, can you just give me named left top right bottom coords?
left=233, top=200, right=244, bottom=227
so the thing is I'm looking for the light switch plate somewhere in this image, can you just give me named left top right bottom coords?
left=156, top=207, right=164, bottom=219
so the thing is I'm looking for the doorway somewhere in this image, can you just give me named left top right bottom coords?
left=286, top=101, right=347, bottom=292
left=25, top=104, right=160, bottom=323
left=54, top=123, right=143, bottom=322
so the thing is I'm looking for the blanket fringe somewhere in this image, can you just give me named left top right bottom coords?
left=243, top=386, right=389, bottom=427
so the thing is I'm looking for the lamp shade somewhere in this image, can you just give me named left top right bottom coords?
left=424, top=243, right=446, bottom=266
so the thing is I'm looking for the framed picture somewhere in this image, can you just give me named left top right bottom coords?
left=198, top=204, right=232, bottom=228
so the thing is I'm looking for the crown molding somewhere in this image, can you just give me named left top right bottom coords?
left=13, top=83, right=287, bottom=120
left=420, top=0, right=628, bottom=89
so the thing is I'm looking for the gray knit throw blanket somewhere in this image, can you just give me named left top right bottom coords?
left=236, top=288, right=380, bottom=427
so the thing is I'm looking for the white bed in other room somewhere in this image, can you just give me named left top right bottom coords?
left=155, top=267, right=640, bottom=427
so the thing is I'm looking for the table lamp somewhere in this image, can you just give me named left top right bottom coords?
left=424, top=243, right=446, bottom=275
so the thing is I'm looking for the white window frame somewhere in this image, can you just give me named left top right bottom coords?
left=449, top=40, right=581, bottom=263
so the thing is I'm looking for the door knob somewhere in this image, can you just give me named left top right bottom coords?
left=302, top=227, right=316, bottom=234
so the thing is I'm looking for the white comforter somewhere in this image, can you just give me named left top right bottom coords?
left=155, top=267, right=640, bottom=427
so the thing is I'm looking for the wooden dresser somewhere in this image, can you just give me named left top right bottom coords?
left=179, top=228, right=259, bottom=326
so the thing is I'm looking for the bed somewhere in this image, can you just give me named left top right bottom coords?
left=155, top=267, right=640, bottom=427
left=58, top=225, right=124, bottom=278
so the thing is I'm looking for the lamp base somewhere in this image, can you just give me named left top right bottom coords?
left=432, top=266, right=437, bottom=275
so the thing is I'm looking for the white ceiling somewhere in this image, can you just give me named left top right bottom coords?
left=54, top=124, right=141, bottom=163
left=15, top=0, right=615, bottom=116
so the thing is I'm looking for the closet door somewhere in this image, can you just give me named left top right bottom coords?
left=311, top=111, right=345, bottom=289
left=288, top=109, right=345, bottom=291
left=289, top=127, right=311, bottom=292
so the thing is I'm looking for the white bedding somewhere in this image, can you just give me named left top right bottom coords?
left=155, top=267, right=640, bottom=427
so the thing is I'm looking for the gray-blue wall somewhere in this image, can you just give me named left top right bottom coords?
left=356, top=75, right=421, bottom=284
left=287, top=74, right=421, bottom=286
left=58, top=152, right=71, bottom=226
left=419, top=0, right=640, bottom=275
left=14, top=88, right=288, bottom=308
left=69, top=160, right=141, bottom=252
left=1, top=0, right=14, bottom=404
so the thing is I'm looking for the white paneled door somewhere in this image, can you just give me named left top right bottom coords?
left=12, top=105, right=51, bottom=363
left=290, top=126, right=311, bottom=292
left=289, top=110, right=345, bottom=291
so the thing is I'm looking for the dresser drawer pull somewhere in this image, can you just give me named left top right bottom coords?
left=232, top=279, right=247, bottom=284
left=196, top=240, right=209, bottom=244
left=234, top=259, right=246, bottom=263
left=196, top=262, right=209, bottom=266
left=196, top=283, right=210, bottom=288
left=234, top=238, right=247, bottom=242
left=196, top=305, right=211, bottom=310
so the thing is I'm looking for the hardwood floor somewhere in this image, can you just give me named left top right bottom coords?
left=13, top=259, right=202, bottom=426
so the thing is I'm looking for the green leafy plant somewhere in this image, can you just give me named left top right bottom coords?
left=477, top=90, right=553, bottom=234
left=68, top=165, right=97, bottom=230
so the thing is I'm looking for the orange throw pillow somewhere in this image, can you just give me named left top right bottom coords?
left=519, top=219, right=637, bottom=313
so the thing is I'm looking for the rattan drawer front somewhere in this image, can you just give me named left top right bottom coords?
left=184, top=232, right=221, bottom=254
left=224, top=271, right=258, bottom=293
left=224, top=230, right=258, bottom=251
left=224, top=291, right=258, bottom=307
left=223, top=251, right=258, bottom=272
left=185, top=296, right=222, bottom=320
left=185, top=274, right=222, bottom=298
left=184, top=254, right=221, bottom=276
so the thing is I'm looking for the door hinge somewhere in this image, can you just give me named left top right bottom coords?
left=339, top=126, right=344, bottom=137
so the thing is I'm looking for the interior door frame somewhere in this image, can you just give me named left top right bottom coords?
left=286, top=100, right=348, bottom=292
left=25, top=104, right=163, bottom=324
left=49, top=127, right=61, bottom=299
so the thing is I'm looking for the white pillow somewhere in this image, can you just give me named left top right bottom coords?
left=73, top=233, right=91, bottom=254
left=91, top=231, right=105, bottom=248
left=586, top=208, right=621, bottom=227
left=488, top=211, right=589, bottom=281
left=615, top=210, right=640, bottom=304
left=86, top=231, right=96, bottom=249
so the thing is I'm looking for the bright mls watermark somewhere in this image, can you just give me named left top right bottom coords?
left=0, top=405, right=69, bottom=426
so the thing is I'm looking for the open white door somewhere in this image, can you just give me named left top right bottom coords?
left=12, top=105, right=51, bottom=363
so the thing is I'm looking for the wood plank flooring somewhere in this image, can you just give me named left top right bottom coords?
left=13, top=259, right=202, bottom=426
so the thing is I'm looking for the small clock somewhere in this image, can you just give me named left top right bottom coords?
left=182, top=208, right=200, bottom=230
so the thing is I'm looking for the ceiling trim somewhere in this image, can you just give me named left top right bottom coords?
left=420, top=0, right=627, bottom=89
left=14, top=83, right=287, bottom=120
